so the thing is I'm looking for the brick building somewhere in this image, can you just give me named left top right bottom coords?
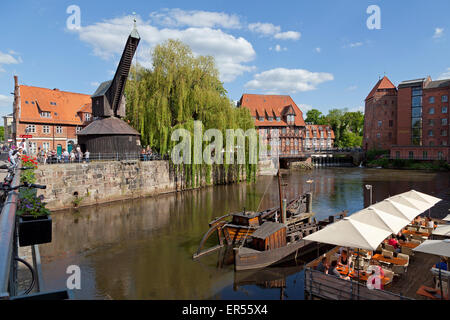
left=363, top=76, right=398, bottom=151
left=363, top=75, right=450, bottom=162
left=12, top=76, right=93, bottom=154
left=304, top=124, right=335, bottom=151
left=238, top=94, right=306, bottom=156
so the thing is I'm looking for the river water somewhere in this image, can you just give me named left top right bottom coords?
left=39, top=167, right=450, bottom=300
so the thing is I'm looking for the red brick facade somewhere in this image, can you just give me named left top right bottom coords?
left=364, top=76, right=450, bottom=162
left=12, top=76, right=92, bottom=154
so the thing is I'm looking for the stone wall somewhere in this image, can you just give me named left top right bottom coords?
left=35, top=160, right=246, bottom=211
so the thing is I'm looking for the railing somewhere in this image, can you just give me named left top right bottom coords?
left=304, top=268, right=412, bottom=300
left=389, top=156, right=448, bottom=161
left=35, top=153, right=169, bottom=164
left=0, top=165, right=70, bottom=299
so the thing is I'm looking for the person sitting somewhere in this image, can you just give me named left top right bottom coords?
left=316, top=257, right=328, bottom=273
left=426, top=216, right=435, bottom=229
left=434, top=257, right=448, bottom=271
left=338, top=249, right=351, bottom=267
left=329, top=260, right=350, bottom=280
left=388, top=234, right=401, bottom=253
left=396, top=231, right=407, bottom=242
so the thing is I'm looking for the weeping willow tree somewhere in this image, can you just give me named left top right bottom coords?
left=125, top=40, right=257, bottom=186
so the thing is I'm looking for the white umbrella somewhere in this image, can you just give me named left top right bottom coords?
left=371, top=199, right=421, bottom=221
left=400, top=190, right=442, bottom=206
left=389, top=194, right=432, bottom=212
left=413, top=239, right=450, bottom=257
left=443, top=214, right=450, bottom=222
left=432, top=225, right=450, bottom=237
left=303, top=217, right=392, bottom=251
left=349, top=207, right=409, bottom=234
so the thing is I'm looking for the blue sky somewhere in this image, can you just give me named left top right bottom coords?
left=1, top=0, right=450, bottom=118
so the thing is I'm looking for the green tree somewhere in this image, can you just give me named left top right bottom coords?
left=0, top=126, right=4, bottom=141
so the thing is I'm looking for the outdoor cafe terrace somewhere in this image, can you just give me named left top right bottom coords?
left=304, top=191, right=450, bottom=300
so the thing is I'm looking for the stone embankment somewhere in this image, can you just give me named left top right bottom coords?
left=35, top=160, right=247, bottom=211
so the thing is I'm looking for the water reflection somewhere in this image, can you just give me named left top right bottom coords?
left=39, top=168, right=450, bottom=299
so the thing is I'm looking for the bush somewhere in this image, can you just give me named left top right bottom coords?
left=366, top=149, right=389, bottom=161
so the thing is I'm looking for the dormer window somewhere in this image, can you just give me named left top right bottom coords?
left=268, top=116, right=273, bottom=121
left=40, top=111, right=51, bottom=118
left=85, top=113, right=91, bottom=121
left=259, top=117, right=264, bottom=122
left=276, top=117, right=281, bottom=122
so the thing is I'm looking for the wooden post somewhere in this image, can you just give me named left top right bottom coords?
left=277, top=168, right=284, bottom=222
left=306, top=192, right=313, bottom=213
left=282, top=199, right=287, bottom=224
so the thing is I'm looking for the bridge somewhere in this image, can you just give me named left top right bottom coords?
left=277, top=149, right=365, bottom=168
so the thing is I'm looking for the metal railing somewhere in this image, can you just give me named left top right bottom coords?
left=34, top=153, right=169, bottom=164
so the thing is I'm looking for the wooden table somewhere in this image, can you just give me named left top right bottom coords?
left=398, top=241, right=419, bottom=249
left=336, top=266, right=390, bottom=285
left=402, top=230, right=430, bottom=237
left=372, top=254, right=408, bottom=266
left=416, top=285, right=448, bottom=300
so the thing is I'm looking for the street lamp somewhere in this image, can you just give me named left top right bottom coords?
left=365, top=184, right=373, bottom=206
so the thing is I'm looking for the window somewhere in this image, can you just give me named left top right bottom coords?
left=412, top=108, right=422, bottom=117
left=442, top=95, right=448, bottom=103
left=25, top=101, right=29, bottom=104
left=42, top=142, right=50, bottom=151
left=443, top=106, right=448, bottom=114
left=429, top=107, right=435, bottom=114
left=29, top=142, right=37, bottom=154
left=442, top=141, right=448, bottom=146
left=259, top=117, right=264, bottom=122
left=56, top=126, right=63, bottom=134
left=409, top=151, right=414, bottom=159
left=31, top=101, right=35, bottom=104
left=396, top=151, right=400, bottom=159
left=76, top=126, right=82, bottom=133
left=268, top=116, right=273, bottom=121
left=429, top=141, right=434, bottom=146
left=276, top=117, right=281, bottom=122
left=26, top=125, right=36, bottom=133
left=438, top=151, right=444, bottom=160
left=429, top=119, right=435, bottom=126
left=389, top=120, right=393, bottom=127
left=412, top=96, right=422, bottom=107
left=428, top=130, right=434, bottom=137
left=388, top=132, right=392, bottom=139
left=442, top=130, right=448, bottom=137
left=429, top=96, right=435, bottom=103
left=40, top=111, right=51, bottom=118
left=376, top=133, right=381, bottom=138
left=295, top=128, right=299, bottom=135
left=43, top=125, right=50, bottom=134
left=442, top=118, right=448, bottom=126
left=378, top=120, right=382, bottom=127
left=85, top=113, right=91, bottom=121
left=423, top=151, right=428, bottom=159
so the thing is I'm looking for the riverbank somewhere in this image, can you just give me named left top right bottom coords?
left=35, top=160, right=249, bottom=211
left=366, top=158, right=450, bottom=171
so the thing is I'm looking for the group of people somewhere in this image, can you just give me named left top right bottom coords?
left=36, top=145, right=90, bottom=164
left=140, top=146, right=154, bottom=161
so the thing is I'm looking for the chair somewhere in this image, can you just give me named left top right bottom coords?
left=385, top=244, right=395, bottom=252
left=397, top=253, right=409, bottom=268
left=401, top=246, right=414, bottom=257
left=382, top=269, right=394, bottom=286
left=382, top=249, right=393, bottom=258
left=392, top=265, right=406, bottom=277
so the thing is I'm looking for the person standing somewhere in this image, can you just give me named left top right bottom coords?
left=63, top=149, right=69, bottom=163
left=70, top=150, right=75, bottom=163
left=84, top=150, right=90, bottom=163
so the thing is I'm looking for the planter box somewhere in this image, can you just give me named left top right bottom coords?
left=18, top=215, right=52, bottom=247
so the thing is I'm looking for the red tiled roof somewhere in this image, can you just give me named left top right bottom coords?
left=365, top=76, right=397, bottom=101
left=19, top=85, right=92, bottom=125
left=305, top=124, right=335, bottom=139
left=239, top=94, right=306, bottom=127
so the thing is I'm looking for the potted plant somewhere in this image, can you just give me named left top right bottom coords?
left=17, top=155, right=52, bottom=247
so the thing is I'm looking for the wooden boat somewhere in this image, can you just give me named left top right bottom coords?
left=233, top=213, right=346, bottom=271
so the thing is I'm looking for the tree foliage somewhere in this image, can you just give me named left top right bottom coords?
left=306, top=108, right=364, bottom=148
left=124, top=40, right=257, bottom=184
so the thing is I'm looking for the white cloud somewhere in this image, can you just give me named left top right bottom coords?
left=274, top=31, right=301, bottom=40
left=299, top=104, right=313, bottom=111
left=348, top=42, right=363, bottom=48
left=433, top=27, right=444, bottom=39
left=74, top=15, right=256, bottom=82
left=150, top=8, right=241, bottom=29
left=315, top=47, right=321, bottom=53
left=347, top=85, right=357, bottom=91
left=0, top=51, right=22, bottom=72
left=274, top=44, right=287, bottom=52
left=248, top=22, right=280, bottom=36
left=245, top=68, right=334, bottom=94
left=0, top=94, right=13, bottom=108
left=248, top=22, right=300, bottom=41
left=437, top=67, right=450, bottom=80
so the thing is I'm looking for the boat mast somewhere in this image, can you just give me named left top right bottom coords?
left=277, top=160, right=285, bottom=224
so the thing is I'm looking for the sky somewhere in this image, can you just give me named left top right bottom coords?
left=1, top=0, right=450, bottom=119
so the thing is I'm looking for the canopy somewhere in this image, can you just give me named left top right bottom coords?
left=349, top=207, right=409, bottom=234
left=413, top=239, right=450, bottom=258
left=303, top=217, right=392, bottom=251
left=432, top=225, right=450, bottom=237
left=304, top=190, right=441, bottom=251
